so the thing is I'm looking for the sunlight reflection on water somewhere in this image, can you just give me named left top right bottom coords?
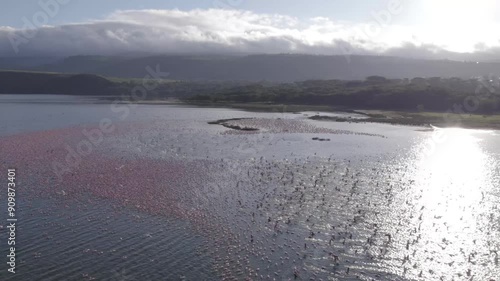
left=397, top=128, right=499, bottom=280
left=2, top=97, right=498, bottom=280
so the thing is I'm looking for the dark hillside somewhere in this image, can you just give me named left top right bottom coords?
left=0, top=71, right=119, bottom=95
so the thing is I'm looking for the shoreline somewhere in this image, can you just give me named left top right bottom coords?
left=185, top=101, right=500, bottom=130
left=2, top=94, right=499, bottom=130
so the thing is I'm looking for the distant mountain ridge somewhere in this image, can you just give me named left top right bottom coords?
left=1, top=54, right=499, bottom=81
left=0, top=71, right=121, bottom=95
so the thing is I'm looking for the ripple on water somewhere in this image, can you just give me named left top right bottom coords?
left=1, top=103, right=499, bottom=281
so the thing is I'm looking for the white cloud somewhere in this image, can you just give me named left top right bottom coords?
left=0, top=8, right=499, bottom=59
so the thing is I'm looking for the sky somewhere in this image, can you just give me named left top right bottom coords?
left=1, top=0, right=500, bottom=59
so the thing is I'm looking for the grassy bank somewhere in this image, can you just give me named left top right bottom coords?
left=311, top=110, right=500, bottom=129
left=365, top=110, right=500, bottom=129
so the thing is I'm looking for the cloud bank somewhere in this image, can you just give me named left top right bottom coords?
left=1, top=9, right=499, bottom=60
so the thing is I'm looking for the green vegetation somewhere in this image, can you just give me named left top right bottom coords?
left=186, top=76, right=500, bottom=129
left=1, top=70, right=499, bottom=128
left=0, top=70, right=252, bottom=98
left=187, top=76, right=500, bottom=114
left=0, top=70, right=123, bottom=95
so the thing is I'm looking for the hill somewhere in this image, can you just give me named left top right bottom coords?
left=1, top=54, right=499, bottom=82
left=0, top=71, right=121, bottom=95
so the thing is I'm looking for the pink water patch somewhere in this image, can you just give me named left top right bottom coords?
left=0, top=123, right=211, bottom=220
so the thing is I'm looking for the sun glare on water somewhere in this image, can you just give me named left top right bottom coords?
left=421, top=129, right=488, bottom=219
left=408, top=128, right=498, bottom=279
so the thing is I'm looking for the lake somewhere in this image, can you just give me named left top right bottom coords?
left=0, top=94, right=499, bottom=281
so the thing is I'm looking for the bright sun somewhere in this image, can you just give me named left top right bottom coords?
left=425, top=0, right=495, bottom=24
left=421, top=0, right=497, bottom=52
